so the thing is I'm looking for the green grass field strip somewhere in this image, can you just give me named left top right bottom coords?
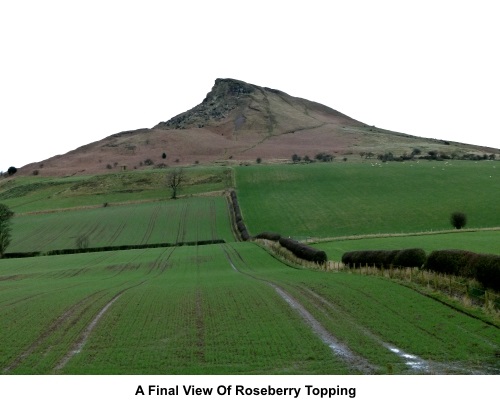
left=67, top=245, right=351, bottom=374
left=3, top=243, right=499, bottom=374
left=1, top=246, right=350, bottom=374
left=0, top=167, right=231, bottom=213
left=236, top=161, right=500, bottom=239
left=313, top=229, right=500, bottom=261
left=8, top=197, right=236, bottom=253
left=228, top=243, right=500, bottom=374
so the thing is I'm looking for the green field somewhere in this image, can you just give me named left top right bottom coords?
left=0, top=162, right=499, bottom=375
left=236, top=161, right=500, bottom=239
left=8, top=197, right=235, bottom=253
left=1, top=243, right=498, bottom=374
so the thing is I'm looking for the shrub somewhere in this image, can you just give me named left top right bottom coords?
left=425, top=250, right=477, bottom=277
left=279, top=237, right=327, bottom=264
left=393, top=248, right=426, bottom=268
left=255, top=231, right=281, bottom=241
left=342, top=248, right=426, bottom=269
left=475, top=255, right=500, bottom=291
left=451, top=212, right=467, bottom=229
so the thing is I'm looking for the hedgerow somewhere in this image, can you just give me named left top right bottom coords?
left=426, top=250, right=500, bottom=290
left=279, top=237, right=327, bottom=264
left=342, top=248, right=426, bottom=269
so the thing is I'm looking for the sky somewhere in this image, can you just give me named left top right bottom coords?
left=1, top=0, right=499, bottom=170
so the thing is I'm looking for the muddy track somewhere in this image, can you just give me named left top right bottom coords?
left=220, top=244, right=378, bottom=373
left=293, top=285, right=433, bottom=374
left=54, top=281, right=146, bottom=372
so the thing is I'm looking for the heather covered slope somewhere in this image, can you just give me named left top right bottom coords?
left=19, top=78, right=500, bottom=177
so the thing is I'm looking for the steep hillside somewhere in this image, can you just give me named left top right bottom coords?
left=18, top=78, right=499, bottom=176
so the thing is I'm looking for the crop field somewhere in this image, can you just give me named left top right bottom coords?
left=1, top=162, right=499, bottom=375
left=236, top=161, right=500, bottom=239
left=8, top=196, right=235, bottom=253
left=314, top=230, right=500, bottom=261
left=1, top=243, right=498, bottom=374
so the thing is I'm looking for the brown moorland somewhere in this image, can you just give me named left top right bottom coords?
left=19, top=78, right=500, bottom=176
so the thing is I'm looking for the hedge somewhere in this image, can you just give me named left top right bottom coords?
left=342, top=248, right=426, bottom=269
left=426, top=250, right=500, bottom=290
left=279, top=237, right=327, bottom=264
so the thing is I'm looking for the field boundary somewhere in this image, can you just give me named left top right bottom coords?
left=3, top=239, right=226, bottom=259
left=306, top=227, right=500, bottom=244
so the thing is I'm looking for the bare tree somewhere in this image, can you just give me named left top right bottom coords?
left=166, top=168, right=185, bottom=199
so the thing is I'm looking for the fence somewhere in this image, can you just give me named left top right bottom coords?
left=326, top=261, right=500, bottom=314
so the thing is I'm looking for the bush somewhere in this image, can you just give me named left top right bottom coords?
left=255, top=231, right=281, bottom=241
left=342, top=248, right=426, bottom=269
left=279, top=237, right=327, bottom=264
left=393, top=248, right=426, bottom=268
left=475, top=255, right=500, bottom=291
left=426, top=250, right=500, bottom=290
left=451, top=212, right=467, bottom=229
left=425, top=250, right=474, bottom=276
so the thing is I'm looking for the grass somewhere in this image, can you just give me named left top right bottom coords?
left=0, top=245, right=349, bottom=374
left=235, top=160, right=500, bottom=239
left=0, top=166, right=232, bottom=213
left=1, top=161, right=499, bottom=375
left=8, top=196, right=235, bottom=253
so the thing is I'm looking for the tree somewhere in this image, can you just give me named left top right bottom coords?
left=451, top=212, right=467, bottom=229
left=7, top=166, right=17, bottom=176
left=0, top=204, right=14, bottom=258
left=162, top=152, right=167, bottom=159
left=166, top=168, right=185, bottom=199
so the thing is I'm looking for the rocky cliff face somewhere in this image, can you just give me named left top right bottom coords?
left=154, top=78, right=257, bottom=130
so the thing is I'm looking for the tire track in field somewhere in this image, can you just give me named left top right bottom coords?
left=293, top=285, right=432, bottom=374
left=140, top=204, right=162, bottom=245
left=3, top=290, right=107, bottom=373
left=220, top=244, right=378, bottom=374
left=175, top=202, right=189, bottom=244
left=54, top=280, right=146, bottom=372
left=209, top=199, right=218, bottom=241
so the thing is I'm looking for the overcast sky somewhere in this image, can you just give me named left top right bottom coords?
left=1, top=0, right=499, bottom=170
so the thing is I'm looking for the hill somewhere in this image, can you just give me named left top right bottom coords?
left=18, top=78, right=500, bottom=176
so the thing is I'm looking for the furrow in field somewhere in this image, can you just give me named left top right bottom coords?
left=220, top=244, right=378, bottom=374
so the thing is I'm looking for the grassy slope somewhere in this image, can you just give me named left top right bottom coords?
left=236, top=161, right=499, bottom=239
left=0, top=246, right=348, bottom=374
left=1, top=244, right=498, bottom=374
left=8, top=197, right=235, bottom=253
left=0, top=166, right=232, bottom=213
